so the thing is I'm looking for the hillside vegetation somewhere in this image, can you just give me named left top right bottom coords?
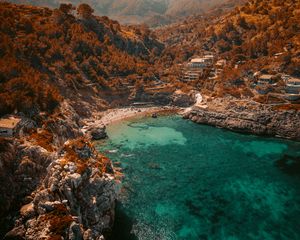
left=0, top=2, right=163, bottom=117
left=208, top=0, right=300, bottom=72
left=2, top=0, right=300, bottom=116
left=156, top=0, right=300, bottom=96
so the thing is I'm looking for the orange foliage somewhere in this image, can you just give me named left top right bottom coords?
left=62, top=138, right=113, bottom=175
left=273, top=104, right=300, bottom=111
left=30, top=129, right=54, bottom=151
left=42, top=204, right=73, bottom=239
left=0, top=2, right=163, bottom=116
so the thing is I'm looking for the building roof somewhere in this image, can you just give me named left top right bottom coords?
left=190, top=58, right=206, bottom=63
left=274, top=52, right=284, bottom=56
left=0, top=117, right=21, bottom=129
left=259, top=74, right=274, bottom=80
left=288, top=77, right=300, bottom=83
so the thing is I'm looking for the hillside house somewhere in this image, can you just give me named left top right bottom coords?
left=203, top=55, right=214, bottom=65
left=181, top=55, right=215, bottom=81
left=281, top=74, right=291, bottom=81
left=187, top=55, right=214, bottom=69
left=285, top=77, right=300, bottom=101
left=187, top=58, right=207, bottom=69
left=0, top=116, right=21, bottom=137
left=255, top=74, right=276, bottom=95
left=257, top=74, right=277, bottom=86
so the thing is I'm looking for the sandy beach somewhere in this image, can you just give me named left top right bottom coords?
left=82, top=106, right=181, bottom=133
left=100, top=106, right=181, bottom=125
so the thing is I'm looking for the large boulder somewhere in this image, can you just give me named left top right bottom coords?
left=90, top=125, right=107, bottom=140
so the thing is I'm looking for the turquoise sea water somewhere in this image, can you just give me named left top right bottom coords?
left=96, top=115, right=300, bottom=240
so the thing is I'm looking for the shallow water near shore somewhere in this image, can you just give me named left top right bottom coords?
left=97, top=115, right=300, bottom=240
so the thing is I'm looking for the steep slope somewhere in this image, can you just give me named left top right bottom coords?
left=156, top=0, right=300, bottom=95
left=0, top=2, right=165, bottom=238
left=205, top=0, right=300, bottom=59
left=204, top=0, right=300, bottom=90
left=0, top=2, right=164, bottom=117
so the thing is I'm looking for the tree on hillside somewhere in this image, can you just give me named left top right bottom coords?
left=52, top=3, right=74, bottom=24
left=77, top=4, right=94, bottom=19
left=216, top=39, right=231, bottom=53
left=59, top=3, right=74, bottom=15
left=237, top=16, right=248, bottom=29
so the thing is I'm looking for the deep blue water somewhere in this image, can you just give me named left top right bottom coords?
left=96, top=115, right=300, bottom=240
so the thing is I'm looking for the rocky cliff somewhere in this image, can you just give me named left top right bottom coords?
left=1, top=102, right=119, bottom=240
left=184, top=98, right=300, bottom=141
left=5, top=139, right=117, bottom=240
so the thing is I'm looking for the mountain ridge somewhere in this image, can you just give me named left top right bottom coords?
left=8, top=0, right=245, bottom=26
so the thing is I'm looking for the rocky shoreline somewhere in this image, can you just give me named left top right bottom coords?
left=184, top=98, right=300, bottom=141
left=1, top=96, right=300, bottom=239
left=0, top=103, right=180, bottom=240
left=0, top=102, right=120, bottom=240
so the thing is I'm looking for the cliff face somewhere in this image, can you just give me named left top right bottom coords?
left=6, top=140, right=116, bottom=240
left=0, top=102, right=119, bottom=240
left=185, top=98, right=300, bottom=140
left=0, top=139, right=57, bottom=236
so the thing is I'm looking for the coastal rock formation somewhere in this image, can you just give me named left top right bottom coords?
left=185, top=99, right=300, bottom=140
left=5, top=138, right=117, bottom=240
left=89, top=125, right=108, bottom=140
left=0, top=139, right=56, bottom=235
left=1, top=101, right=117, bottom=240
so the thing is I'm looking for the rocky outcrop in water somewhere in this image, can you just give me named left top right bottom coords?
left=89, top=125, right=108, bottom=140
left=185, top=99, right=300, bottom=140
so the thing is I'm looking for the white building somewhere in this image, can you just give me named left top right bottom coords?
left=203, top=55, right=214, bottom=64
left=0, top=116, right=21, bottom=137
left=257, top=74, right=276, bottom=85
left=187, top=56, right=214, bottom=69
left=182, top=56, right=215, bottom=81
left=187, top=58, right=207, bottom=69
left=285, top=77, right=300, bottom=101
left=180, top=54, right=216, bottom=82
left=255, top=74, right=276, bottom=95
